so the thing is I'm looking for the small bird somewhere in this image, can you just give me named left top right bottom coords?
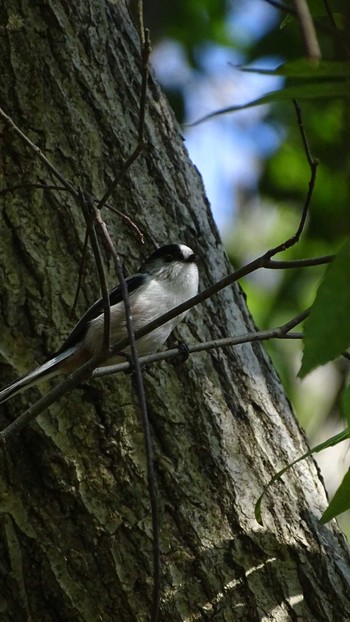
left=0, top=243, right=199, bottom=404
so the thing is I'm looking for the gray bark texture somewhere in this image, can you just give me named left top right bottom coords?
left=0, top=1, right=349, bottom=621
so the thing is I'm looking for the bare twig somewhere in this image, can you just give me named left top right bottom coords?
left=70, top=227, right=90, bottom=319
left=95, top=10, right=159, bottom=616
left=265, top=255, right=333, bottom=269
left=104, top=203, right=144, bottom=242
left=118, top=7, right=159, bottom=619
left=0, top=108, right=78, bottom=197
left=322, top=0, right=338, bottom=30
left=114, top=239, right=161, bottom=622
left=71, top=198, right=143, bottom=318
left=79, top=193, right=111, bottom=352
left=293, top=99, right=315, bottom=168
left=0, top=181, right=144, bottom=242
left=293, top=0, right=321, bottom=61
left=96, top=148, right=144, bottom=212
left=322, top=0, right=350, bottom=57
left=137, top=28, right=151, bottom=143
left=95, top=311, right=309, bottom=377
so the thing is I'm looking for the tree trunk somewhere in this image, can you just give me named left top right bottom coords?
left=0, top=2, right=349, bottom=621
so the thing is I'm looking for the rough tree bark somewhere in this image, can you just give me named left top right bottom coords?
left=0, top=1, right=349, bottom=621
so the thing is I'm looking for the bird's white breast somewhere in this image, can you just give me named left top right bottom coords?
left=84, top=261, right=198, bottom=359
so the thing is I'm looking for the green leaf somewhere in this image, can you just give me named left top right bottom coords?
left=300, top=239, right=350, bottom=377
left=321, top=468, right=350, bottom=523
left=189, top=80, right=350, bottom=126
left=341, top=385, right=350, bottom=429
left=280, top=13, right=294, bottom=29
left=238, top=59, right=350, bottom=79
left=255, top=429, right=349, bottom=526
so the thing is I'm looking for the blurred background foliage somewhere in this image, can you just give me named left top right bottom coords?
left=135, top=0, right=350, bottom=533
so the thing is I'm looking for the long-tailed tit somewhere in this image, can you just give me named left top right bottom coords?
left=0, top=244, right=199, bottom=404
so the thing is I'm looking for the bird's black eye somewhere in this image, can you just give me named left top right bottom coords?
left=165, top=254, right=174, bottom=263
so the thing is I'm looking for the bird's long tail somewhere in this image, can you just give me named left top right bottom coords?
left=0, top=346, right=78, bottom=405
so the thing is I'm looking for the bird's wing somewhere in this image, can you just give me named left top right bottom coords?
left=56, top=273, right=147, bottom=354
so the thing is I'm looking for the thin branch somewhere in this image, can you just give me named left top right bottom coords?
left=104, top=203, right=144, bottom=242
left=282, top=332, right=304, bottom=340
left=79, top=193, right=111, bottom=352
left=322, top=0, right=338, bottom=30
left=0, top=108, right=78, bottom=197
left=124, top=8, right=159, bottom=620
left=137, top=28, right=151, bottom=143
left=267, top=177, right=316, bottom=257
left=96, top=148, right=145, bottom=212
left=293, top=0, right=321, bottom=61
left=293, top=99, right=315, bottom=168
left=0, top=181, right=144, bottom=242
left=322, top=0, right=350, bottom=57
left=265, top=255, right=333, bottom=269
left=114, top=241, right=161, bottom=622
left=94, top=13, right=159, bottom=614
left=70, top=227, right=89, bottom=319
left=94, top=311, right=309, bottom=377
